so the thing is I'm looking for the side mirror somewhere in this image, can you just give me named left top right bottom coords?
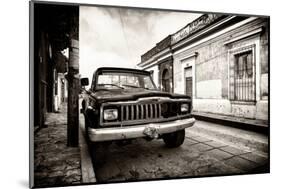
left=81, top=78, right=89, bottom=86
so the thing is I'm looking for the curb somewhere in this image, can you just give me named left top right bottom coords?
left=79, top=115, right=97, bottom=183
left=192, top=113, right=269, bottom=134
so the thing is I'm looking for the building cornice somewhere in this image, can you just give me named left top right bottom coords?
left=138, top=15, right=258, bottom=70
left=137, top=47, right=171, bottom=67
left=172, top=16, right=236, bottom=51
left=223, top=27, right=263, bottom=45
left=138, top=15, right=236, bottom=68
left=139, top=14, right=226, bottom=66
left=171, top=14, right=226, bottom=45
left=172, top=17, right=258, bottom=56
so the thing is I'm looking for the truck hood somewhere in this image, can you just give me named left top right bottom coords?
left=90, top=88, right=190, bottom=102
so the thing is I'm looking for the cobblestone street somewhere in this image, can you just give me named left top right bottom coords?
left=34, top=104, right=82, bottom=187
left=83, top=118, right=268, bottom=183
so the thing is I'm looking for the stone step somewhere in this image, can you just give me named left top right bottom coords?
left=186, top=120, right=268, bottom=156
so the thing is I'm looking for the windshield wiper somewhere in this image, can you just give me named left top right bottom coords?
left=122, top=84, right=141, bottom=88
left=122, top=84, right=151, bottom=90
left=98, top=84, right=124, bottom=89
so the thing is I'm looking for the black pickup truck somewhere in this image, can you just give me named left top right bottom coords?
left=81, top=67, right=195, bottom=148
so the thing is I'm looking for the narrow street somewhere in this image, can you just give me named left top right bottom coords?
left=79, top=114, right=268, bottom=183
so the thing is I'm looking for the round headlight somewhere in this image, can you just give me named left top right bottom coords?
left=104, top=109, right=118, bottom=121
left=181, top=103, right=189, bottom=113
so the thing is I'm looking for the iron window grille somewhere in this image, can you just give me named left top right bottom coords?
left=229, top=45, right=256, bottom=103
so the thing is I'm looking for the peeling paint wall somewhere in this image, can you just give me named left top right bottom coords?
left=140, top=17, right=268, bottom=121
left=173, top=17, right=269, bottom=121
left=193, top=99, right=231, bottom=115
left=197, top=80, right=222, bottom=99
left=146, top=65, right=159, bottom=88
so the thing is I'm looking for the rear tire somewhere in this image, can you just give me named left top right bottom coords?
left=163, top=129, right=185, bottom=148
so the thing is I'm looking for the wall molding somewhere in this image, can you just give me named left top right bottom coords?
left=224, top=27, right=263, bottom=45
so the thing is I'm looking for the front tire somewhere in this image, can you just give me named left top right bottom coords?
left=89, top=142, right=106, bottom=167
left=163, top=129, right=185, bottom=148
left=84, top=112, right=107, bottom=167
left=84, top=112, right=91, bottom=142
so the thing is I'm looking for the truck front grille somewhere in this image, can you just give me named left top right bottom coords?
left=121, top=103, right=161, bottom=121
left=100, top=98, right=191, bottom=127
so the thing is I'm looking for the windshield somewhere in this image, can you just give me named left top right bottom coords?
left=96, top=71, right=156, bottom=90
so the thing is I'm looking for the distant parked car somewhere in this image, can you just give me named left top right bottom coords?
left=81, top=67, right=195, bottom=148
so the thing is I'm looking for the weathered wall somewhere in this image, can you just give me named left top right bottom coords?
left=173, top=17, right=268, bottom=120
left=145, top=65, right=159, bottom=88
left=173, top=52, right=195, bottom=95
left=260, top=20, right=269, bottom=101
left=158, top=57, right=173, bottom=93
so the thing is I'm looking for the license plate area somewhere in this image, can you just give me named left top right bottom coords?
left=143, top=126, right=159, bottom=139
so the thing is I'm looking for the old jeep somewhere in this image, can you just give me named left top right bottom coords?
left=81, top=67, right=195, bottom=148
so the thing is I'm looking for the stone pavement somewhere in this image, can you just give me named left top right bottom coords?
left=188, top=120, right=268, bottom=155
left=93, top=120, right=268, bottom=182
left=34, top=104, right=82, bottom=187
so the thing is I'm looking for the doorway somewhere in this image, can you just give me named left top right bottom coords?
left=162, top=69, right=170, bottom=92
left=184, top=67, right=192, bottom=98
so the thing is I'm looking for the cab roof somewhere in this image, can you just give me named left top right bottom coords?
left=95, top=67, right=151, bottom=75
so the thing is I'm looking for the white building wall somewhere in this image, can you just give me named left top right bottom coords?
left=138, top=17, right=268, bottom=121
left=145, top=65, right=159, bottom=88
left=173, top=54, right=196, bottom=96
left=172, top=17, right=268, bottom=120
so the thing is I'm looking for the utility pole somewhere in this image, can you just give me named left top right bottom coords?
left=67, top=9, right=79, bottom=147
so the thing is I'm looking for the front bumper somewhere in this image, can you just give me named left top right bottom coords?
left=88, top=117, right=196, bottom=142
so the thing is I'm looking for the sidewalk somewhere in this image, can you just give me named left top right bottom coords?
left=34, top=104, right=82, bottom=187
left=192, top=111, right=269, bottom=133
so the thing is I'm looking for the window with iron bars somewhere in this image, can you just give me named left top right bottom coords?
left=229, top=47, right=256, bottom=102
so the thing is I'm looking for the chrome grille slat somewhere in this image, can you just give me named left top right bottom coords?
left=145, top=104, right=149, bottom=119
left=131, top=105, right=134, bottom=120
left=126, top=106, right=129, bottom=120
left=136, top=105, right=139, bottom=120
left=158, top=104, right=160, bottom=118
left=154, top=104, right=157, bottom=118
left=150, top=104, right=153, bottom=118
left=141, top=105, right=144, bottom=119
left=147, top=104, right=150, bottom=119
left=121, top=106, right=124, bottom=122
left=159, top=103, right=161, bottom=118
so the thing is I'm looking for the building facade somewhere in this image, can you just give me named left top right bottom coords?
left=33, top=4, right=77, bottom=128
left=137, top=14, right=269, bottom=121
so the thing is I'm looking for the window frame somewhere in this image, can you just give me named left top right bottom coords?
left=228, top=44, right=257, bottom=104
